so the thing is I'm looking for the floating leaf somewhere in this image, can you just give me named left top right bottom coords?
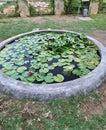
left=54, top=74, right=64, bottom=82
left=27, top=76, right=35, bottom=82
left=48, top=66, right=55, bottom=70
left=17, top=67, right=27, bottom=73
left=10, top=73, right=19, bottom=79
left=44, top=75, right=54, bottom=83
left=36, top=74, right=45, bottom=82
left=81, top=69, right=90, bottom=75
left=72, top=69, right=82, bottom=76
left=15, top=61, right=24, bottom=66
left=3, top=63, right=13, bottom=70
left=5, top=71, right=13, bottom=76
left=22, top=71, right=28, bottom=77
left=0, top=32, right=100, bottom=84
left=39, top=68, right=49, bottom=73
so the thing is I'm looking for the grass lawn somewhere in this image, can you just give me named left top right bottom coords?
left=0, top=14, right=106, bottom=130
left=0, top=14, right=106, bottom=39
left=0, top=91, right=106, bottom=130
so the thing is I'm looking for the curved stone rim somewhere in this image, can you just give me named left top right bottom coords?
left=0, top=29, right=106, bottom=101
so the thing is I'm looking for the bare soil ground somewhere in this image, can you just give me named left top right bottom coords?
left=0, top=16, right=106, bottom=116
left=79, top=83, right=106, bottom=116
left=0, top=15, right=79, bottom=24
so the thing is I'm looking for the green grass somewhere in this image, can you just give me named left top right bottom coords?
left=0, top=92, right=106, bottom=130
left=0, top=14, right=106, bottom=130
left=0, top=14, right=106, bottom=39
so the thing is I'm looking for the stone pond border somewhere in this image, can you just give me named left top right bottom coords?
left=0, top=29, right=106, bottom=101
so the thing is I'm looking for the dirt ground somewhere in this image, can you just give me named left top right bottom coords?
left=0, top=16, right=106, bottom=116
left=0, top=15, right=79, bottom=24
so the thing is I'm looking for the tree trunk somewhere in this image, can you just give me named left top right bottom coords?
left=18, top=0, right=30, bottom=17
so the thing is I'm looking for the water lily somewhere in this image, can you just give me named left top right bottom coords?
left=28, top=71, right=33, bottom=76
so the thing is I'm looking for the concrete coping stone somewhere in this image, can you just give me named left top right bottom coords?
left=0, top=29, right=106, bottom=101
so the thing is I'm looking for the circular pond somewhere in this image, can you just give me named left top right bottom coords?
left=0, top=29, right=106, bottom=101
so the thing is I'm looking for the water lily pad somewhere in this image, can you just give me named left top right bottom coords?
left=17, top=67, right=27, bottom=73
left=54, top=74, right=64, bottom=82
left=48, top=66, right=55, bottom=70
left=39, top=68, right=49, bottom=73
left=0, top=53, right=7, bottom=58
left=10, top=73, right=19, bottom=79
left=72, top=69, right=81, bottom=76
left=53, top=55, right=60, bottom=59
left=22, top=71, right=28, bottom=77
left=0, top=32, right=100, bottom=84
left=27, top=76, right=35, bottom=82
left=40, top=57, right=47, bottom=63
left=81, top=69, right=90, bottom=75
left=15, top=61, right=24, bottom=66
left=36, top=74, right=45, bottom=82
left=44, top=75, right=54, bottom=83
left=5, top=70, right=16, bottom=76
left=3, top=63, right=13, bottom=70
left=30, top=65, right=39, bottom=70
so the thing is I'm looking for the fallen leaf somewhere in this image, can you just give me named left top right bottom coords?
left=44, top=111, right=52, bottom=119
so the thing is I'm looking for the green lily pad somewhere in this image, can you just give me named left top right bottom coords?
left=72, top=69, right=82, bottom=76
left=36, top=75, right=44, bottom=82
left=81, top=69, right=90, bottom=75
left=17, top=67, right=27, bottom=73
left=27, top=76, right=35, bottom=82
left=48, top=66, right=55, bottom=70
left=54, top=74, right=64, bottom=83
left=3, top=63, right=13, bottom=70
left=15, top=61, right=24, bottom=66
left=0, top=32, right=100, bottom=84
left=10, top=73, right=19, bottom=79
left=22, top=71, right=28, bottom=77
left=53, top=55, right=60, bottom=59
left=39, top=68, right=49, bottom=73
left=0, top=53, right=7, bottom=58
left=44, top=75, right=54, bottom=83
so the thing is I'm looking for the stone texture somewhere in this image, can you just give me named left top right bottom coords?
left=3, top=5, right=15, bottom=15
left=18, top=0, right=30, bottom=17
left=89, top=2, right=99, bottom=15
left=54, top=0, right=64, bottom=15
left=29, top=1, right=52, bottom=14
left=0, top=29, right=106, bottom=101
left=0, top=1, right=16, bottom=16
left=29, top=1, right=49, bottom=8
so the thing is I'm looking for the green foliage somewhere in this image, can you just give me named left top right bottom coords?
left=99, top=0, right=106, bottom=13
left=71, top=0, right=81, bottom=6
left=0, top=32, right=100, bottom=84
left=0, top=14, right=106, bottom=38
left=64, top=0, right=81, bottom=14
left=64, top=0, right=72, bottom=13
left=0, top=92, right=106, bottom=130
left=54, top=74, right=64, bottom=82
